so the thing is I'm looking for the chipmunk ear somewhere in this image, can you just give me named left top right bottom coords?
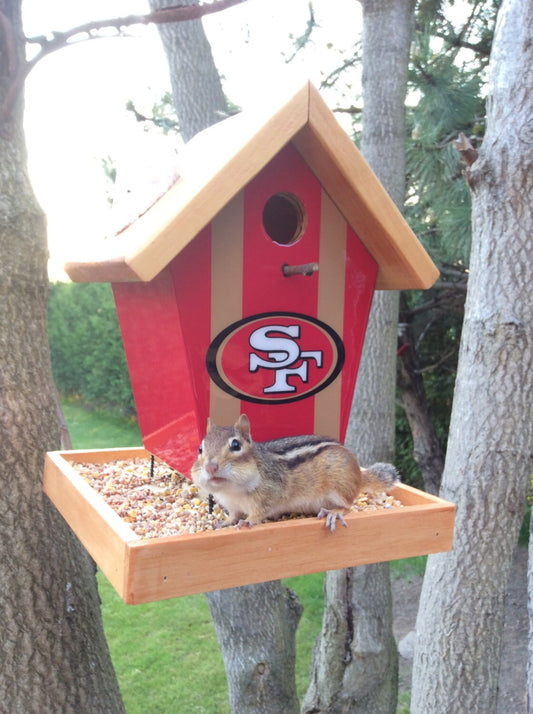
left=206, top=417, right=214, bottom=433
left=236, top=413, right=251, bottom=441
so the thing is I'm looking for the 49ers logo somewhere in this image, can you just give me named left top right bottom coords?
left=206, top=312, right=345, bottom=404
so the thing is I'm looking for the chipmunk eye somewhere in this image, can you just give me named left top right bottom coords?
left=198, top=444, right=203, bottom=455
left=229, top=438, right=241, bottom=452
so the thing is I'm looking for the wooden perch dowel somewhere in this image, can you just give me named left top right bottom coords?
left=282, top=262, right=319, bottom=277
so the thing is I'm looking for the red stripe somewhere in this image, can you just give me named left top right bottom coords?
left=241, top=144, right=323, bottom=439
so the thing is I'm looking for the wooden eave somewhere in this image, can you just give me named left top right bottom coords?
left=65, top=81, right=438, bottom=290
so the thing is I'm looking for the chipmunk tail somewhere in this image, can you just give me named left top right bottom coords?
left=360, top=462, right=400, bottom=491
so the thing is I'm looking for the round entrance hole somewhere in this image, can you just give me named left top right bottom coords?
left=262, top=192, right=307, bottom=245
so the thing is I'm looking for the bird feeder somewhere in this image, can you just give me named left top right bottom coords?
left=44, top=82, right=454, bottom=604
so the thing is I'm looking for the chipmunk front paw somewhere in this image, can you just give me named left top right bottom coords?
left=317, top=508, right=348, bottom=533
left=236, top=519, right=257, bottom=529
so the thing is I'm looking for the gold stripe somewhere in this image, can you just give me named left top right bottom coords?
left=209, top=191, right=244, bottom=424
left=314, top=189, right=346, bottom=438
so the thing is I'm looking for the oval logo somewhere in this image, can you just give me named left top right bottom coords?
left=206, top=312, right=345, bottom=404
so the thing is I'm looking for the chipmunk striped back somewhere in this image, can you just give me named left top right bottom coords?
left=190, top=413, right=399, bottom=531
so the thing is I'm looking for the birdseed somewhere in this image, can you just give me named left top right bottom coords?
left=72, top=457, right=403, bottom=540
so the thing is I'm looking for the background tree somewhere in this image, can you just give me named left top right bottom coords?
left=302, top=1, right=414, bottom=711
left=411, top=0, right=533, bottom=709
left=147, top=2, right=303, bottom=711
left=0, top=0, right=124, bottom=710
left=148, top=0, right=229, bottom=140
left=395, top=0, right=497, bottom=494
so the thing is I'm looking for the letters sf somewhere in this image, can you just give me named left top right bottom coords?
left=248, top=325, right=323, bottom=395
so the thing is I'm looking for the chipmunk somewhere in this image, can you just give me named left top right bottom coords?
left=191, top=414, right=399, bottom=532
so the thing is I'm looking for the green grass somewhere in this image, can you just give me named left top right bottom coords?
left=286, top=572, right=326, bottom=697
left=62, top=400, right=424, bottom=712
left=61, top=397, right=141, bottom=449
left=98, top=574, right=230, bottom=714
left=97, top=570, right=326, bottom=713
left=390, top=554, right=427, bottom=581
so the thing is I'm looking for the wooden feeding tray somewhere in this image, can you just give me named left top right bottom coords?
left=43, top=447, right=455, bottom=605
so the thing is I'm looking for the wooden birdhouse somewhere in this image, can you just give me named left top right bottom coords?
left=44, top=82, right=454, bottom=604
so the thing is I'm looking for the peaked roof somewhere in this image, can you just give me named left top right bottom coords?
left=65, top=81, right=438, bottom=290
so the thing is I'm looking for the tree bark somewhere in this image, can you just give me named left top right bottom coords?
left=303, top=295, right=400, bottom=714
left=148, top=0, right=229, bottom=141
left=207, top=582, right=303, bottom=714
left=303, top=1, right=414, bottom=711
left=411, top=1, right=533, bottom=710
left=0, top=2, right=124, bottom=711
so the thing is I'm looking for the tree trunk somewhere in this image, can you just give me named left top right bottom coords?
left=207, top=582, right=303, bottom=714
left=148, top=0, right=229, bottom=141
left=411, top=1, right=533, bottom=710
left=148, top=5, right=303, bottom=711
left=303, top=1, right=414, bottom=711
left=303, top=295, right=400, bottom=714
left=397, top=294, right=445, bottom=495
left=0, top=2, right=124, bottom=711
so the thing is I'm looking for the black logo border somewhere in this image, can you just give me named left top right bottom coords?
left=206, top=311, right=345, bottom=405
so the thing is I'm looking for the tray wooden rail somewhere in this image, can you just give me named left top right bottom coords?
left=43, top=447, right=455, bottom=605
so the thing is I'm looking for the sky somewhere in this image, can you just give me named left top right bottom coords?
left=21, top=0, right=363, bottom=279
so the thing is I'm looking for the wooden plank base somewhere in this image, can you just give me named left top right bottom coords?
left=43, top=448, right=454, bottom=605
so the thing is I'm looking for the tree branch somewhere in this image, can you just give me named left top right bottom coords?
left=455, top=132, right=479, bottom=167
left=433, top=29, right=491, bottom=57
left=319, top=54, right=360, bottom=90
left=440, top=264, right=469, bottom=280
left=432, top=281, right=468, bottom=292
left=284, top=2, right=317, bottom=64
left=1, top=0, right=248, bottom=122
left=333, top=105, right=362, bottom=115
left=26, top=0, right=246, bottom=51
left=417, top=347, right=457, bottom=374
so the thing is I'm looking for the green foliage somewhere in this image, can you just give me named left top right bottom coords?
left=322, top=2, right=497, bottom=491
left=407, top=289, right=462, bottom=429
left=393, top=1, right=497, bottom=485
left=519, top=505, right=530, bottom=546
left=48, top=282, right=136, bottom=415
left=101, top=155, right=117, bottom=206
left=395, top=282, right=464, bottom=486
left=406, top=32, right=486, bottom=266
left=406, top=1, right=500, bottom=267
left=416, top=1, right=500, bottom=64
left=395, top=402, right=423, bottom=488
left=126, top=93, right=180, bottom=135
